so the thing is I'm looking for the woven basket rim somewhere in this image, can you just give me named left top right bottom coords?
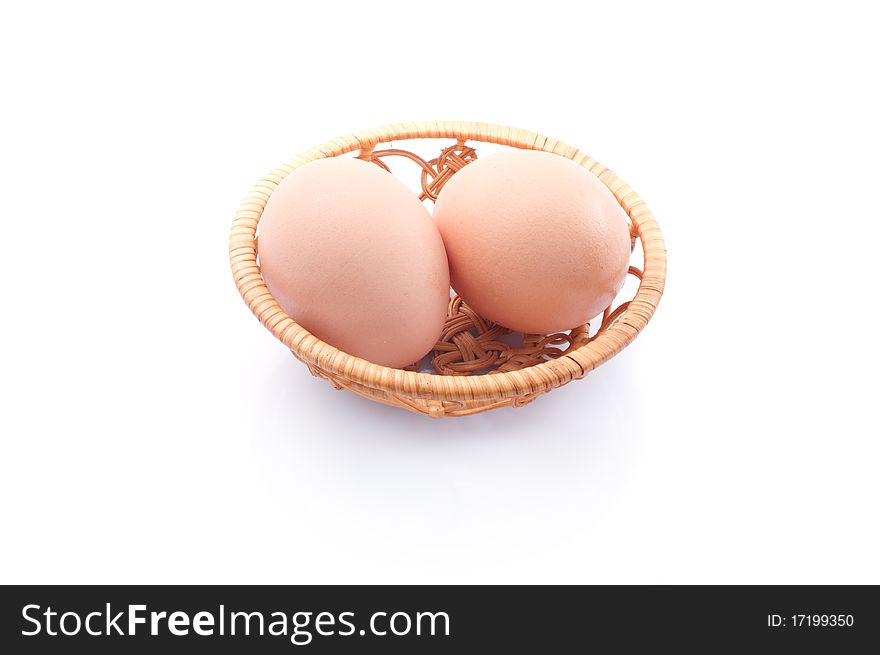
left=230, top=120, right=666, bottom=402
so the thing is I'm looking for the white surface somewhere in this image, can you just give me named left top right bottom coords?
left=1, top=1, right=878, bottom=584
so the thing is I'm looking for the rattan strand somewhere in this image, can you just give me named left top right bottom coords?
left=230, top=121, right=666, bottom=417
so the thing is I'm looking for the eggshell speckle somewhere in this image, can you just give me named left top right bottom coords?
left=433, top=150, right=632, bottom=334
left=258, top=157, right=450, bottom=368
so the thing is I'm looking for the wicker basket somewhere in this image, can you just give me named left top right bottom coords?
left=230, top=121, right=666, bottom=417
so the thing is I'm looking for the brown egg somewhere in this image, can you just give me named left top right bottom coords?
left=433, top=150, right=632, bottom=334
left=258, top=157, right=449, bottom=368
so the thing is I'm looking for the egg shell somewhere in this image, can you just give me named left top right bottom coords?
left=257, top=157, right=450, bottom=368
left=433, top=150, right=632, bottom=334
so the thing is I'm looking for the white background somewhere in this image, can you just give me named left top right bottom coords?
left=1, top=1, right=878, bottom=584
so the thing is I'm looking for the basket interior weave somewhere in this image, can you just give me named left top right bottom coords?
left=230, top=121, right=665, bottom=417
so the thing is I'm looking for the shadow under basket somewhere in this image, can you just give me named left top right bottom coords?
left=230, top=121, right=666, bottom=417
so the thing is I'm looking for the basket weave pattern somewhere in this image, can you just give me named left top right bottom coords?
left=230, top=121, right=666, bottom=417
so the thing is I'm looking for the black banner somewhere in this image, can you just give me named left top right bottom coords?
left=1, top=585, right=875, bottom=653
